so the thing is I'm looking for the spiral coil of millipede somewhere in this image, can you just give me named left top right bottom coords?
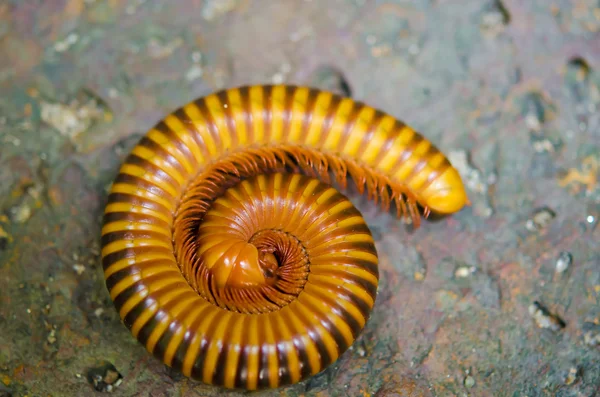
left=100, top=84, right=468, bottom=390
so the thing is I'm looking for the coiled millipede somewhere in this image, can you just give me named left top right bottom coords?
left=100, top=84, right=468, bottom=390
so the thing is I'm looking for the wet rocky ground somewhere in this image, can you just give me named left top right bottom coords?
left=0, top=1, right=599, bottom=396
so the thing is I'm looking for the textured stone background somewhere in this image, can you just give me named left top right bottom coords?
left=1, top=1, right=599, bottom=396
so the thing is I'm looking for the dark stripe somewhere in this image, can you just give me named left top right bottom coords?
left=404, top=142, right=436, bottom=185
left=101, top=229, right=171, bottom=247
left=313, top=268, right=377, bottom=300
left=234, top=316, right=251, bottom=388
left=318, top=94, right=343, bottom=150
left=293, top=335, right=312, bottom=381
left=150, top=290, right=195, bottom=360
left=311, top=279, right=372, bottom=320
left=138, top=137, right=187, bottom=177
left=323, top=240, right=377, bottom=258
left=137, top=309, right=165, bottom=348
left=309, top=224, right=373, bottom=251
left=172, top=305, right=215, bottom=374
left=309, top=219, right=374, bottom=242
left=309, top=207, right=369, bottom=234
left=113, top=273, right=183, bottom=317
left=308, top=288, right=363, bottom=339
left=217, top=90, right=238, bottom=149
left=211, top=314, right=237, bottom=386
left=103, top=211, right=170, bottom=229
left=262, top=85, right=273, bottom=144
left=355, top=258, right=379, bottom=277
left=418, top=156, right=452, bottom=193
left=307, top=175, right=331, bottom=198
left=270, top=316, right=291, bottom=387
left=106, top=267, right=133, bottom=293
left=121, top=294, right=153, bottom=329
left=200, top=310, right=229, bottom=381
left=373, top=119, right=406, bottom=169
left=194, top=98, right=223, bottom=155
left=355, top=109, right=385, bottom=159
left=190, top=337, right=210, bottom=380
left=282, top=86, right=295, bottom=142
left=113, top=173, right=173, bottom=201
left=153, top=321, right=178, bottom=361
left=173, top=107, right=211, bottom=162
left=102, top=245, right=172, bottom=271
left=257, top=319, right=271, bottom=389
left=245, top=173, right=264, bottom=226
left=238, top=86, right=254, bottom=145
left=300, top=297, right=348, bottom=359
left=125, top=155, right=178, bottom=190
left=288, top=172, right=314, bottom=210
left=154, top=120, right=196, bottom=169
left=111, top=281, right=147, bottom=320
left=107, top=192, right=171, bottom=215
left=299, top=89, right=321, bottom=143
left=292, top=301, right=331, bottom=371
left=279, top=309, right=312, bottom=380
left=310, top=258, right=379, bottom=279
left=334, top=207, right=363, bottom=223
left=170, top=332, right=188, bottom=373
left=337, top=101, right=362, bottom=153
left=212, top=350, right=229, bottom=386
left=190, top=310, right=227, bottom=380
left=105, top=258, right=166, bottom=292
left=294, top=181, right=331, bottom=228
left=388, top=132, right=423, bottom=175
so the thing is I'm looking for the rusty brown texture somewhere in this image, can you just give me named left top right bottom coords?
left=0, top=1, right=599, bottom=396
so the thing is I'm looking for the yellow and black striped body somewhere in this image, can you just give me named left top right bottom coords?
left=101, top=85, right=468, bottom=390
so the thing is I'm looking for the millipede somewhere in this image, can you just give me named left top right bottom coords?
left=100, top=84, right=468, bottom=390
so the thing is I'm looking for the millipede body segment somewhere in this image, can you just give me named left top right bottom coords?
left=100, top=84, right=468, bottom=390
